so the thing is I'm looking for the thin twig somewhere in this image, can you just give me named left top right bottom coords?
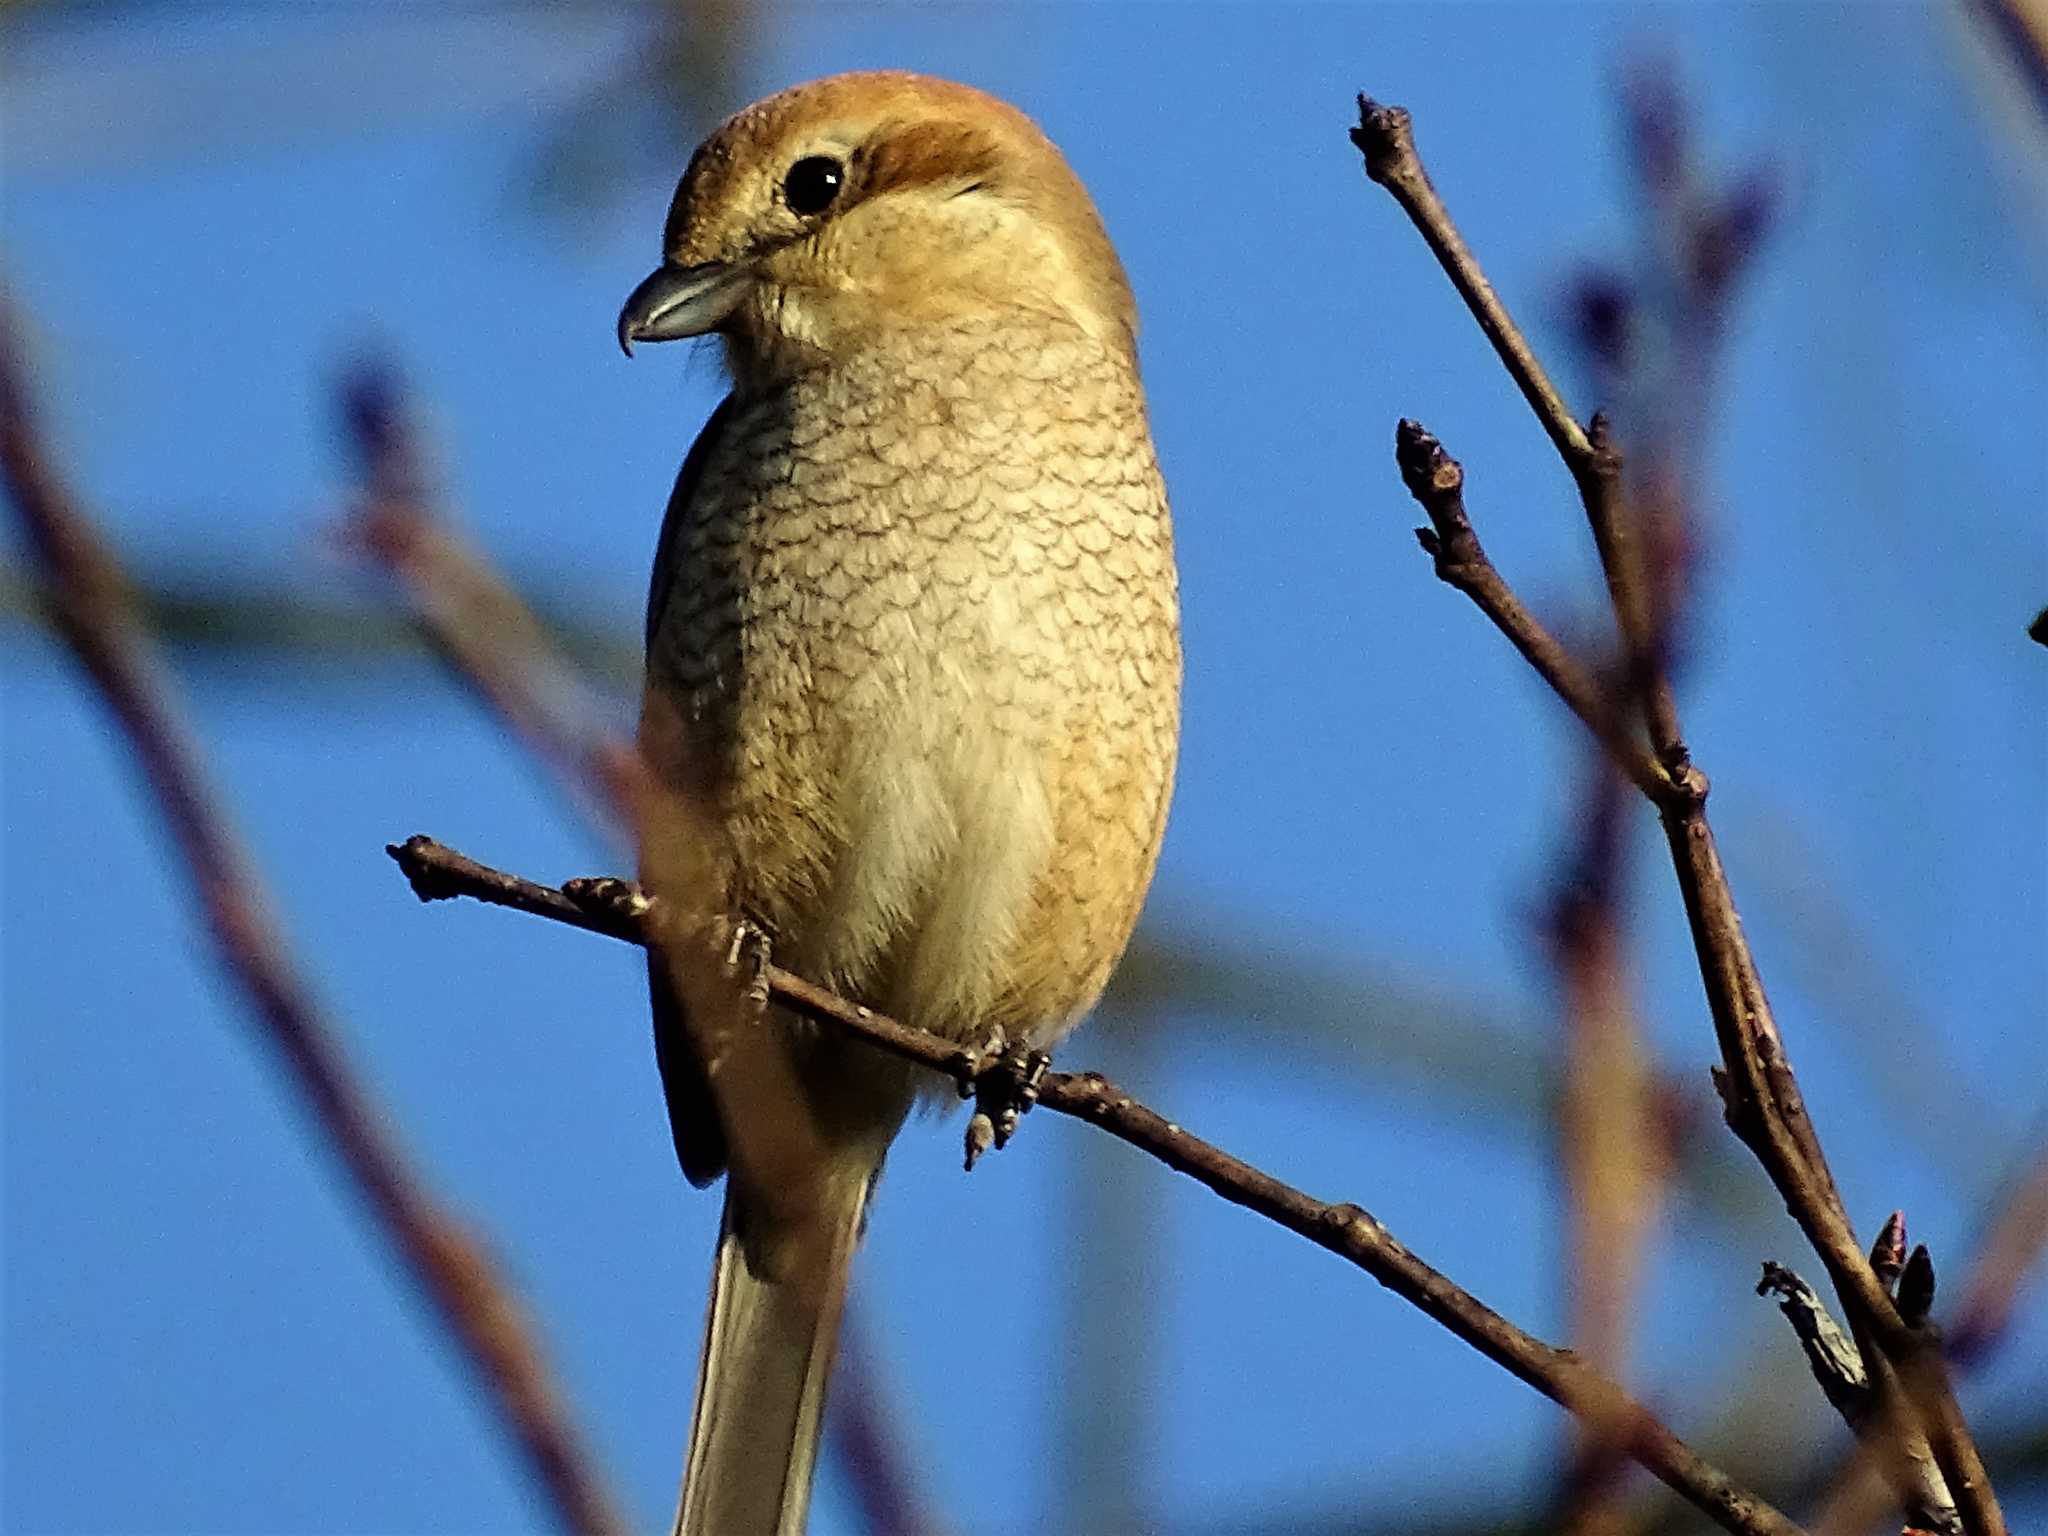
left=386, top=835, right=1807, bottom=1536
left=0, top=325, right=625, bottom=1536
left=1769, top=1265, right=1970, bottom=1535
left=1757, top=1255, right=1965, bottom=1534
left=1393, top=420, right=1674, bottom=804
left=1351, top=100, right=1593, bottom=469
left=1352, top=94, right=2005, bottom=1536
left=1356, top=95, right=1684, bottom=776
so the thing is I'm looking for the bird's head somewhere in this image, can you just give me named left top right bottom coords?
left=618, top=72, right=1137, bottom=387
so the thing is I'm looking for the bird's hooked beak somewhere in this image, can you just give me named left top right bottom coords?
left=617, top=261, right=749, bottom=356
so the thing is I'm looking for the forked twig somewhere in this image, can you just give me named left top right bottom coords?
left=1352, top=95, right=2003, bottom=1535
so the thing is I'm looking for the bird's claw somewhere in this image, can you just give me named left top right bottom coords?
left=960, top=1028, right=1050, bottom=1171
left=720, top=916, right=773, bottom=1008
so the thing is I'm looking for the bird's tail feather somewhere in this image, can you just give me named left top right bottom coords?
left=674, top=1176, right=868, bottom=1536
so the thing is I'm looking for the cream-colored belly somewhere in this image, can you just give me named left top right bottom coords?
left=647, top=318, right=1180, bottom=1051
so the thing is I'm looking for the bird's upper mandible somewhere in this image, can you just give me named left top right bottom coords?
left=618, top=71, right=1139, bottom=384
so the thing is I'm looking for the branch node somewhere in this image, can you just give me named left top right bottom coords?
left=1386, top=418, right=1680, bottom=807
left=1395, top=419, right=1476, bottom=567
left=1349, top=95, right=1417, bottom=188
left=389, top=835, right=466, bottom=903
left=1321, top=1201, right=1379, bottom=1246
left=1760, top=1261, right=1962, bottom=1535
left=1665, top=762, right=1709, bottom=806
left=1584, top=409, right=1625, bottom=475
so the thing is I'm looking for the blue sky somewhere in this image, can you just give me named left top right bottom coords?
left=4, top=5, right=2044, bottom=1534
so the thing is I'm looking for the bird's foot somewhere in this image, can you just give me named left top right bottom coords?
left=717, top=915, right=774, bottom=1008
left=560, top=876, right=649, bottom=923
left=959, top=1027, right=1051, bottom=1172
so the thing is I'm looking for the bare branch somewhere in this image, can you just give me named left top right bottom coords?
left=386, top=835, right=1806, bottom=1536
left=1393, top=419, right=1675, bottom=805
left=1351, top=94, right=2006, bottom=1536
left=1576, top=413, right=1688, bottom=775
left=1351, top=99, right=1592, bottom=469
left=0, top=323, right=626, bottom=1536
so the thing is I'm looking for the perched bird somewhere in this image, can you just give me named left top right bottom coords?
left=619, top=71, right=1181, bottom=1535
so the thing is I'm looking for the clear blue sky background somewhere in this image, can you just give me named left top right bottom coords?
left=4, top=5, right=2043, bottom=1534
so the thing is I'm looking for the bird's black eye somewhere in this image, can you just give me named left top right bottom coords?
left=782, top=156, right=845, bottom=217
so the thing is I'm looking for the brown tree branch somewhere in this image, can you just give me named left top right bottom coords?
left=386, top=835, right=1806, bottom=1536
left=1352, top=94, right=2005, bottom=1536
left=1393, top=419, right=1670, bottom=803
left=1353, top=100, right=1686, bottom=772
left=1350, top=101, right=1592, bottom=469
left=0, top=326, right=626, bottom=1536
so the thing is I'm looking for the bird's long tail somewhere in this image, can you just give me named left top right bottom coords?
left=674, top=1172, right=869, bottom=1536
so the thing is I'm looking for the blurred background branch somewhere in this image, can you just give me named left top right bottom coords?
left=0, top=318, right=628, bottom=1536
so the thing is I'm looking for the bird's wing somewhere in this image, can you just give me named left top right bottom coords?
left=645, top=393, right=737, bottom=1188
left=646, top=392, right=736, bottom=650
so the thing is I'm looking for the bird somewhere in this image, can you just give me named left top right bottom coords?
left=618, top=70, right=1181, bottom=1536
